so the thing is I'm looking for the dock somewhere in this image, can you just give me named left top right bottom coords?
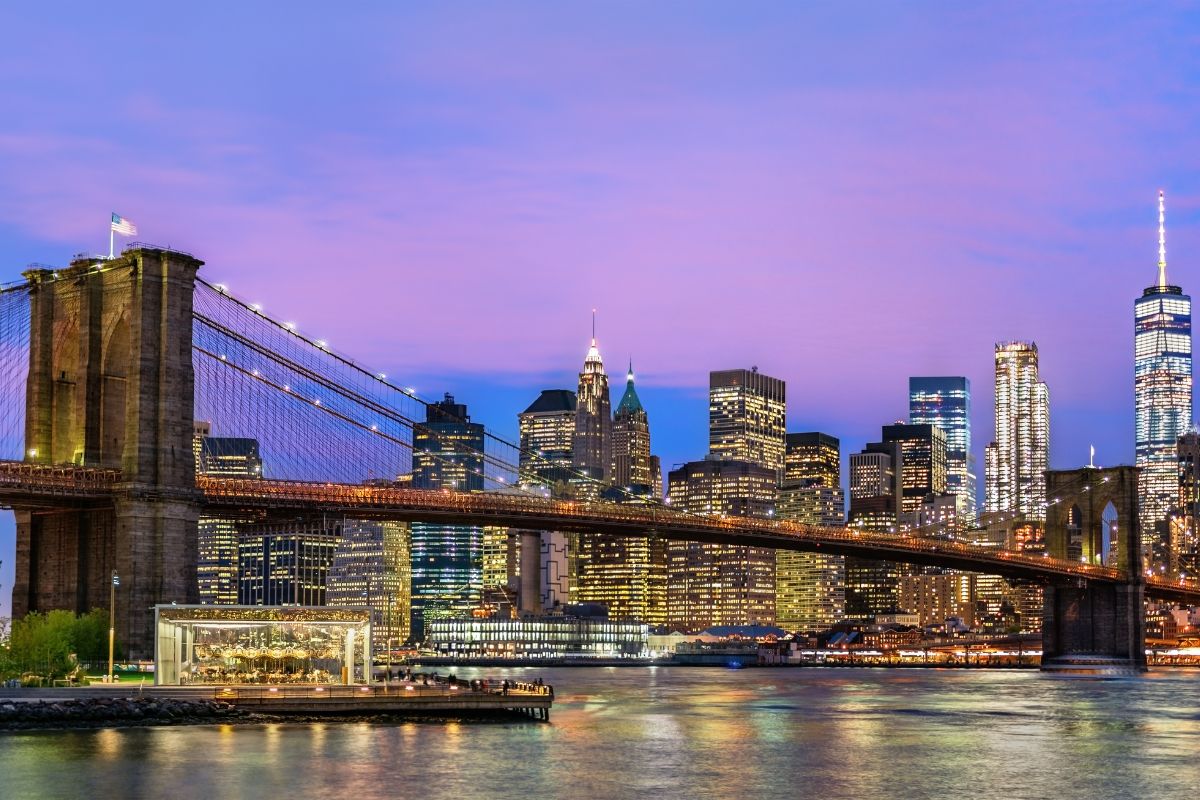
left=0, top=681, right=553, bottom=723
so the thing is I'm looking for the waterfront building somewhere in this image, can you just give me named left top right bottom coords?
left=153, top=606, right=372, bottom=686
left=984, top=342, right=1050, bottom=520
left=326, top=520, right=412, bottom=650
left=666, top=458, right=777, bottom=631
left=426, top=615, right=648, bottom=659
left=881, top=422, right=947, bottom=515
left=237, top=516, right=341, bottom=606
left=410, top=394, right=485, bottom=640
left=1136, top=191, right=1192, bottom=569
left=909, top=377, right=976, bottom=522
left=898, top=572, right=974, bottom=627
left=194, top=433, right=263, bottom=605
left=846, top=441, right=902, bottom=618
left=708, top=367, right=787, bottom=481
left=776, top=432, right=845, bottom=632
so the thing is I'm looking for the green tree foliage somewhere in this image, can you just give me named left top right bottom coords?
left=0, top=609, right=121, bottom=680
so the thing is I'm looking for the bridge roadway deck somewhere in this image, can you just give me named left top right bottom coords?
left=195, top=476, right=1200, bottom=602
left=3, top=462, right=1198, bottom=604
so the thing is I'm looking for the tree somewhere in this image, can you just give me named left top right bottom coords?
left=0, top=609, right=118, bottom=680
left=73, top=609, right=111, bottom=663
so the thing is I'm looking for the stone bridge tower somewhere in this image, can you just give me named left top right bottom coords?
left=1041, top=465, right=1146, bottom=671
left=13, top=247, right=202, bottom=658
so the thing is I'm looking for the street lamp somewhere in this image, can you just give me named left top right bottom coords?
left=108, top=571, right=120, bottom=683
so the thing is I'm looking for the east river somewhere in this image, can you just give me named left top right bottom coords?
left=4, top=667, right=1200, bottom=800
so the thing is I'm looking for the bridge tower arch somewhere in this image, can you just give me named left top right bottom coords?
left=1041, top=466, right=1146, bottom=672
left=13, top=247, right=203, bottom=658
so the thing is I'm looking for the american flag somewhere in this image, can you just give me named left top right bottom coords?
left=110, top=213, right=137, bottom=236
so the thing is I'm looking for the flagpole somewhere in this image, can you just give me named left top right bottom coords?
left=109, top=222, right=114, bottom=260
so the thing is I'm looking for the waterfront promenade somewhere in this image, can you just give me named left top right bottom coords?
left=0, top=678, right=553, bottom=724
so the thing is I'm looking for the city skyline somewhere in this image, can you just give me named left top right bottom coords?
left=2, top=5, right=1200, bottom=614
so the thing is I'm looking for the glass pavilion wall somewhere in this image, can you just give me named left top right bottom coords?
left=154, top=606, right=371, bottom=686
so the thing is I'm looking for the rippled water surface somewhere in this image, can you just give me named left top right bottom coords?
left=4, top=667, right=1200, bottom=800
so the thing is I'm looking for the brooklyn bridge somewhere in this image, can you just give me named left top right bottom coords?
left=0, top=246, right=1194, bottom=671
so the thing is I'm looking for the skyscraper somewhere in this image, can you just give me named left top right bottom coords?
left=909, top=377, right=975, bottom=521
left=709, top=368, right=787, bottom=481
left=574, top=362, right=667, bottom=623
left=845, top=440, right=902, bottom=617
left=517, top=389, right=576, bottom=611
left=573, top=328, right=612, bottom=485
left=327, top=520, right=412, bottom=650
left=881, top=422, right=948, bottom=514
left=985, top=342, right=1050, bottom=521
left=1174, top=431, right=1200, bottom=577
left=410, top=394, right=485, bottom=640
left=194, top=433, right=262, bottom=605
left=667, top=458, right=777, bottom=630
left=776, top=432, right=845, bottom=632
left=518, top=389, right=577, bottom=488
left=237, top=516, right=340, bottom=606
left=611, top=363, right=653, bottom=492
left=1136, top=191, right=1192, bottom=569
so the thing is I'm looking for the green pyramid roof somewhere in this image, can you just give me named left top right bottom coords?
left=615, top=365, right=644, bottom=417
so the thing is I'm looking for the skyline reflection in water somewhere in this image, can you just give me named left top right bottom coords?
left=2, top=667, right=1200, bottom=800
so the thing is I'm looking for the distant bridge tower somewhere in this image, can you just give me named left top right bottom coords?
left=13, top=247, right=202, bottom=658
left=1041, top=466, right=1146, bottom=672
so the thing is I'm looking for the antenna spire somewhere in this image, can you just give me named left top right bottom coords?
left=1158, top=190, right=1168, bottom=289
left=591, top=308, right=596, bottom=343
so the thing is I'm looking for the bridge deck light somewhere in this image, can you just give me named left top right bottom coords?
left=250, top=303, right=262, bottom=313
left=284, top=322, right=297, bottom=332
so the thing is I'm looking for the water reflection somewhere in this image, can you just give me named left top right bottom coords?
left=3, top=669, right=1200, bottom=800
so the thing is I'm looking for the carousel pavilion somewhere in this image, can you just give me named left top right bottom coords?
left=154, top=606, right=372, bottom=686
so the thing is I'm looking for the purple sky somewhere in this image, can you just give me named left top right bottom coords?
left=2, top=3, right=1199, bottom=614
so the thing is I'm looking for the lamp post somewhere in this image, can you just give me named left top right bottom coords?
left=107, top=571, right=120, bottom=683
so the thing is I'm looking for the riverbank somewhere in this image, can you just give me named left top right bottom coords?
left=0, top=678, right=553, bottom=730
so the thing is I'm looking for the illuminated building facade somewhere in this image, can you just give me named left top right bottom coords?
left=237, top=516, right=340, bottom=606
left=410, top=394, right=485, bottom=640
left=882, top=422, right=947, bottom=514
left=666, top=459, right=777, bottom=631
left=846, top=442, right=901, bottom=618
left=427, top=616, right=648, bottom=659
left=518, top=389, right=577, bottom=487
left=1174, top=431, right=1200, bottom=576
left=611, top=363, right=653, bottom=492
left=573, top=332, right=612, bottom=485
left=985, top=342, right=1049, bottom=521
left=481, top=526, right=517, bottom=590
left=516, top=389, right=576, bottom=610
left=776, top=432, right=845, bottom=632
left=898, top=572, right=974, bottom=627
left=326, top=520, right=412, bottom=649
left=575, top=363, right=667, bottom=623
left=909, top=376, right=976, bottom=521
left=709, top=368, right=786, bottom=481
left=194, top=432, right=262, bottom=605
left=1136, top=191, right=1192, bottom=569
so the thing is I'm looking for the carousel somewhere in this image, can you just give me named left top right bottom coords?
left=154, top=606, right=372, bottom=686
